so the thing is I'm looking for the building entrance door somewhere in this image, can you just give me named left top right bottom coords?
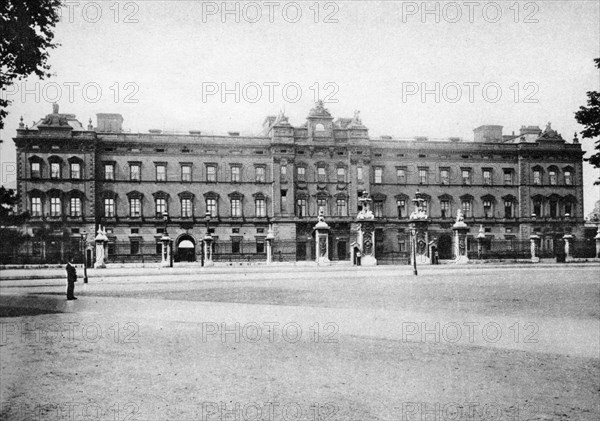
left=438, top=234, right=452, bottom=259
left=337, top=240, right=347, bottom=260
left=177, top=237, right=196, bottom=262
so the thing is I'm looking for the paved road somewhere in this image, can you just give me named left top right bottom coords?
left=1, top=265, right=598, bottom=420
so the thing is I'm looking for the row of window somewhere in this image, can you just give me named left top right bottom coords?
left=103, top=197, right=267, bottom=219
left=28, top=159, right=575, bottom=187
left=102, top=162, right=268, bottom=183
left=124, top=239, right=266, bottom=256
left=30, top=161, right=82, bottom=180
left=371, top=167, right=573, bottom=186
left=293, top=196, right=576, bottom=219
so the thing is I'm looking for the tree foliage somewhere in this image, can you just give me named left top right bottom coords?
left=0, top=186, right=29, bottom=225
left=0, top=0, right=63, bottom=129
left=574, top=58, right=600, bottom=184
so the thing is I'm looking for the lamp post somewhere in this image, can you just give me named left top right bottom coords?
left=161, top=211, right=172, bottom=268
left=411, top=226, right=418, bottom=276
left=409, top=190, right=430, bottom=275
left=204, top=211, right=214, bottom=266
left=81, top=231, right=88, bottom=283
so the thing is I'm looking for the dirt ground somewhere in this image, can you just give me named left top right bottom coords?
left=1, top=265, right=599, bottom=420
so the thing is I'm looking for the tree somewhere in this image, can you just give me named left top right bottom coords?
left=0, top=186, right=29, bottom=225
left=0, top=0, right=63, bottom=129
left=0, top=186, right=30, bottom=263
left=575, top=58, right=600, bottom=185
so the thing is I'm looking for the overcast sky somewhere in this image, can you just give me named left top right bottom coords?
left=1, top=0, right=599, bottom=214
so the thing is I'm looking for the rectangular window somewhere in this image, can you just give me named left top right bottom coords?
left=297, top=167, right=306, bottom=182
left=181, top=165, right=191, bottom=182
left=397, top=199, right=406, bottom=218
left=483, top=200, right=492, bottom=218
left=155, top=198, right=167, bottom=216
left=231, top=198, right=241, bottom=217
left=31, top=162, right=41, bottom=178
left=440, top=200, right=450, bottom=218
left=51, top=162, right=61, bottom=179
left=206, top=165, right=217, bottom=182
left=280, top=165, right=287, bottom=181
left=231, top=166, right=241, bottom=182
left=130, top=198, right=141, bottom=217
left=130, top=241, right=140, bottom=255
left=533, top=200, right=542, bottom=216
left=280, top=190, right=287, bottom=212
left=256, top=239, right=265, bottom=254
left=483, top=169, right=492, bottom=185
left=440, top=169, right=450, bottom=185
left=462, top=169, right=471, bottom=185
left=533, top=170, right=541, bottom=185
left=461, top=201, right=471, bottom=218
left=255, top=166, right=266, bottom=183
left=206, top=198, right=217, bottom=217
left=374, top=167, right=383, bottom=184
left=397, top=168, right=406, bottom=184
left=104, top=198, right=114, bottom=217
left=564, top=171, right=572, bottom=185
left=181, top=198, right=192, bottom=218
left=317, top=198, right=327, bottom=215
left=130, top=164, right=141, bottom=181
left=565, top=202, right=573, bottom=216
left=549, top=201, right=558, bottom=218
left=255, top=199, right=266, bottom=217
left=317, top=167, right=326, bottom=182
left=549, top=171, right=557, bottom=185
left=156, top=164, right=166, bottom=182
left=336, top=199, right=347, bottom=216
left=70, top=163, right=81, bottom=179
left=70, top=197, right=81, bottom=217
left=398, top=240, right=406, bottom=252
left=31, top=197, right=42, bottom=217
left=374, top=201, right=384, bottom=217
left=419, top=168, right=428, bottom=185
left=504, top=170, right=513, bottom=185
left=504, top=201, right=513, bottom=218
left=337, top=167, right=346, bottom=183
left=296, top=199, right=307, bottom=217
left=104, top=164, right=114, bottom=181
left=357, top=167, right=363, bottom=182
left=231, top=238, right=241, bottom=254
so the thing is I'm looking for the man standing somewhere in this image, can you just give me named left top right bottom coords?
left=66, top=256, right=78, bottom=300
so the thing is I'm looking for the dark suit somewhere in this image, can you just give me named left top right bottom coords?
left=66, top=262, right=77, bottom=299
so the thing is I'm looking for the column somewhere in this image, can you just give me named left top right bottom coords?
left=265, top=226, right=275, bottom=264
left=161, top=233, right=171, bottom=267
left=315, top=212, right=330, bottom=265
left=562, top=233, right=573, bottom=260
left=94, top=226, right=108, bottom=269
left=529, top=234, right=540, bottom=263
left=204, top=234, right=214, bottom=266
left=452, top=210, right=469, bottom=264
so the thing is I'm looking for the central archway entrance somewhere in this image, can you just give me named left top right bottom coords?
left=176, top=235, right=196, bottom=262
left=438, top=234, right=453, bottom=260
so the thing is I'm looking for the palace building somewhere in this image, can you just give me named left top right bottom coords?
left=13, top=102, right=585, bottom=264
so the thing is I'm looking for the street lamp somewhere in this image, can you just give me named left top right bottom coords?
left=81, top=230, right=88, bottom=283
left=411, top=226, right=418, bottom=276
left=161, top=211, right=173, bottom=268
left=203, top=211, right=214, bottom=266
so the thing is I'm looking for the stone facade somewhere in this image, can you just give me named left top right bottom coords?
left=13, top=103, right=585, bottom=263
